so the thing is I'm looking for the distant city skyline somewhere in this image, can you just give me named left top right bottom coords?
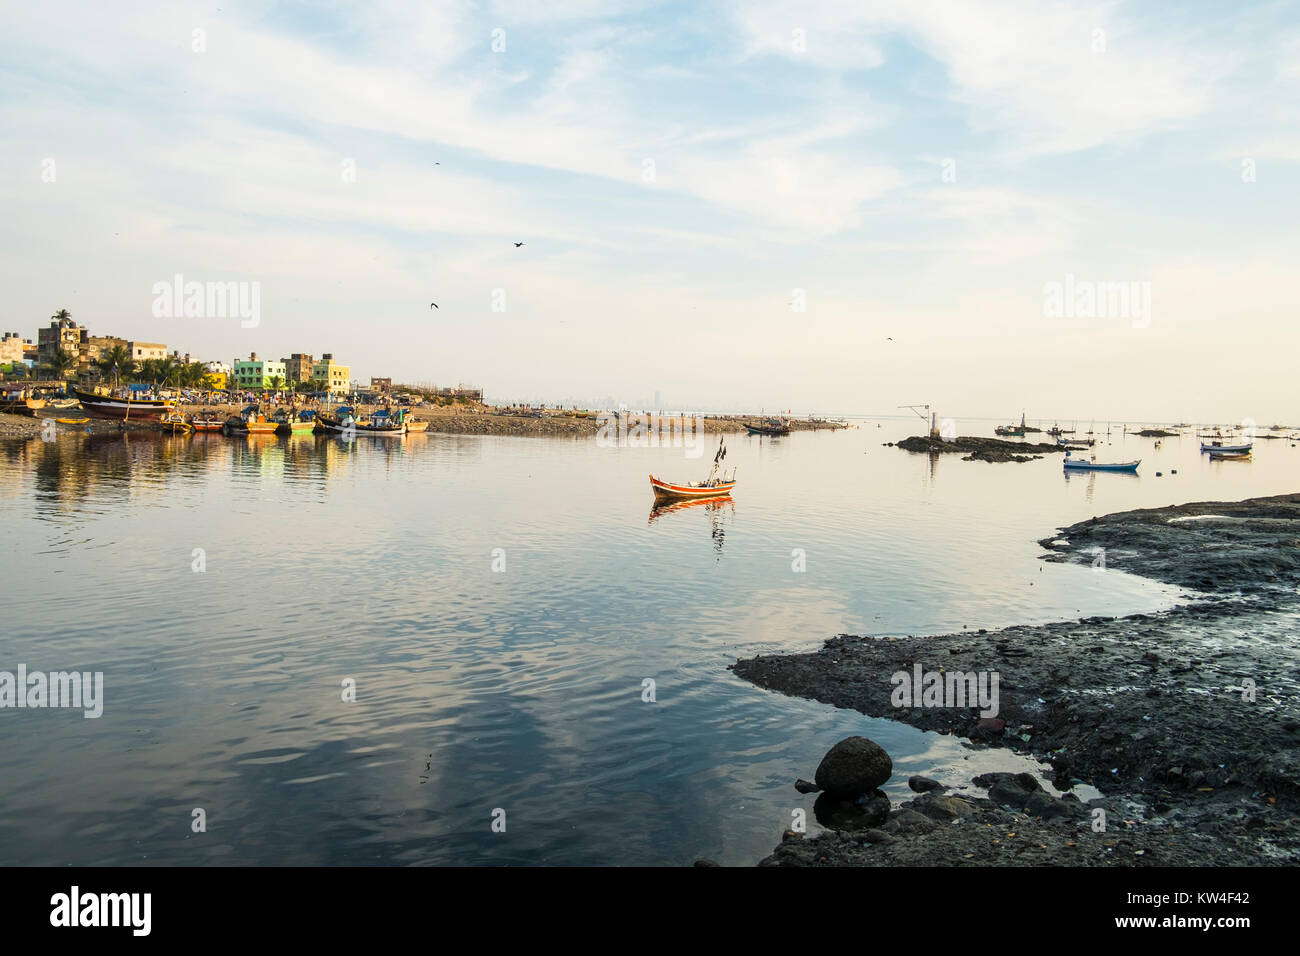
left=3, top=1, right=1299, bottom=423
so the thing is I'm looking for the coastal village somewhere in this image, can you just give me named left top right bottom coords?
left=0, top=308, right=845, bottom=440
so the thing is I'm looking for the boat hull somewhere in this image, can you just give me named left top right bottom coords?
left=1201, top=443, right=1252, bottom=453
left=1063, top=459, right=1140, bottom=472
left=649, top=474, right=736, bottom=502
left=72, top=389, right=172, bottom=421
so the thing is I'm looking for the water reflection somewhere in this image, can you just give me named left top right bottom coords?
left=648, top=495, right=735, bottom=556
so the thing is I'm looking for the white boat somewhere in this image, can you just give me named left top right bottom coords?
left=1063, top=454, right=1140, bottom=473
left=1200, top=441, right=1252, bottom=453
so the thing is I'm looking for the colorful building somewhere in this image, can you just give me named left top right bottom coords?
left=233, top=352, right=287, bottom=391
left=312, top=353, right=350, bottom=394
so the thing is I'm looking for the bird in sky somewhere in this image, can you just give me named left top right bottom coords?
left=430, top=302, right=438, bottom=309
left=514, top=242, right=524, bottom=247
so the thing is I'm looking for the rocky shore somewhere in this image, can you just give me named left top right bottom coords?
left=733, top=493, right=1300, bottom=866
left=891, top=434, right=1065, bottom=462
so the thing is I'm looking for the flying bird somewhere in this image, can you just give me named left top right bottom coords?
left=430, top=302, right=438, bottom=310
left=514, top=242, right=524, bottom=247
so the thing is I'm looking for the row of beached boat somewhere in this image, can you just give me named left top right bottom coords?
left=72, top=388, right=429, bottom=436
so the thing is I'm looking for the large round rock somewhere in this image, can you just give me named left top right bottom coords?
left=814, top=736, right=892, bottom=796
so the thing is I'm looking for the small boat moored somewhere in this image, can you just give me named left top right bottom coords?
left=1200, top=441, right=1252, bottom=454
left=1063, top=453, right=1140, bottom=473
left=159, top=412, right=194, bottom=434
left=650, top=437, right=737, bottom=502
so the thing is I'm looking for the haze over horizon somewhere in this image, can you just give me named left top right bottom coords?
left=3, top=1, right=1298, bottom=423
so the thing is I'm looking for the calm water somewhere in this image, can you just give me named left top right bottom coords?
left=2, top=421, right=1296, bottom=865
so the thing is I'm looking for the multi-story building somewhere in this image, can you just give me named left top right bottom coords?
left=281, top=353, right=315, bottom=384
left=204, top=361, right=232, bottom=391
left=312, top=353, right=350, bottom=394
left=1, top=332, right=34, bottom=365
left=370, top=377, right=392, bottom=391
left=37, top=316, right=82, bottom=365
left=232, top=352, right=287, bottom=391
left=128, top=341, right=168, bottom=362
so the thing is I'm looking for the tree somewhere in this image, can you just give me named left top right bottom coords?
left=96, top=344, right=135, bottom=385
left=268, top=375, right=285, bottom=392
left=44, top=348, right=76, bottom=379
left=50, top=308, right=72, bottom=325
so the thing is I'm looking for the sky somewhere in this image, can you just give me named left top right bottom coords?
left=1, top=0, right=1298, bottom=422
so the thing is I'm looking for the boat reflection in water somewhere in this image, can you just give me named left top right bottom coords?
left=648, top=494, right=735, bottom=556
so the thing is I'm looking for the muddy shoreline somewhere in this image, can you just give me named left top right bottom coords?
left=733, top=493, right=1300, bottom=866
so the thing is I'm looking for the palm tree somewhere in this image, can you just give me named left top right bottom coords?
left=50, top=308, right=72, bottom=325
left=44, top=348, right=76, bottom=380
left=96, top=344, right=134, bottom=385
left=268, top=375, right=285, bottom=393
left=180, top=362, right=208, bottom=388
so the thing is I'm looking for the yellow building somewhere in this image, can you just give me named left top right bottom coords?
left=312, top=353, right=350, bottom=394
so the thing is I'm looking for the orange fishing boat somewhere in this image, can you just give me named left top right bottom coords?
left=649, top=436, right=736, bottom=502
left=226, top=404, right=278, bottom=434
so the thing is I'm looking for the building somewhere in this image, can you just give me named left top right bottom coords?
left=436, top=385, right=484, bottom=402
left=312, top=353, right=350, bottom=394
left=282, top=353, right=314, bottom=384
left=232, top=352, right=287, bottom=391
left=204, top=361, right=232, bottom=391
left=1, top=332, right=33, bottom=365
left=128, top=341, right=168, bottom=362
left=37, top=316, right=82, bottom=365
left=370, top=377, right=392, bottom=391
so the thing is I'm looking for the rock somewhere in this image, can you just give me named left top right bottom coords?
left=814, top=736, right=893, bottom=795
left=883, top=808, right=938, bottom=835
left=794, top=778, right=820, bottom=794
left=977, top=772, right=1044, bottom=810
left=813, top=789, right=891, bottom=830
left=692, top=858, right=720, bottom=867
left=908, top=775, right=945, bottom=793
left=910, top=792, right=978, bottom=821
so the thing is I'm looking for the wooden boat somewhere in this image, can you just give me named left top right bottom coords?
left=1063, top=455, right=1139, bottom=472
left=1200, top=441, right=1251, bottom=453
left=189, top=414, right=225, bottom=432
left=743, top=419, right=790, bottom=436
left=995, top=412, right=1028, bottom=437
left=55, top=417, right=89, bottom=425
left=159, top=412, right=193, bottom=434
left=1208, top=451, right=1252, bottom=461
left=650, top=475, right=736, bottom=501
left=397, top=410, right=428, bottom=432
left=1058, top=437, right=1096, bottom=448
left=353, top=408, right=406, bottom=435
left=273, top=409, right=316, bottom=434
left=226, top=405, right=278, bottom=434
left=73, top=387, right=173, bottom=422
left=650, top=436, right=736, bottom=501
